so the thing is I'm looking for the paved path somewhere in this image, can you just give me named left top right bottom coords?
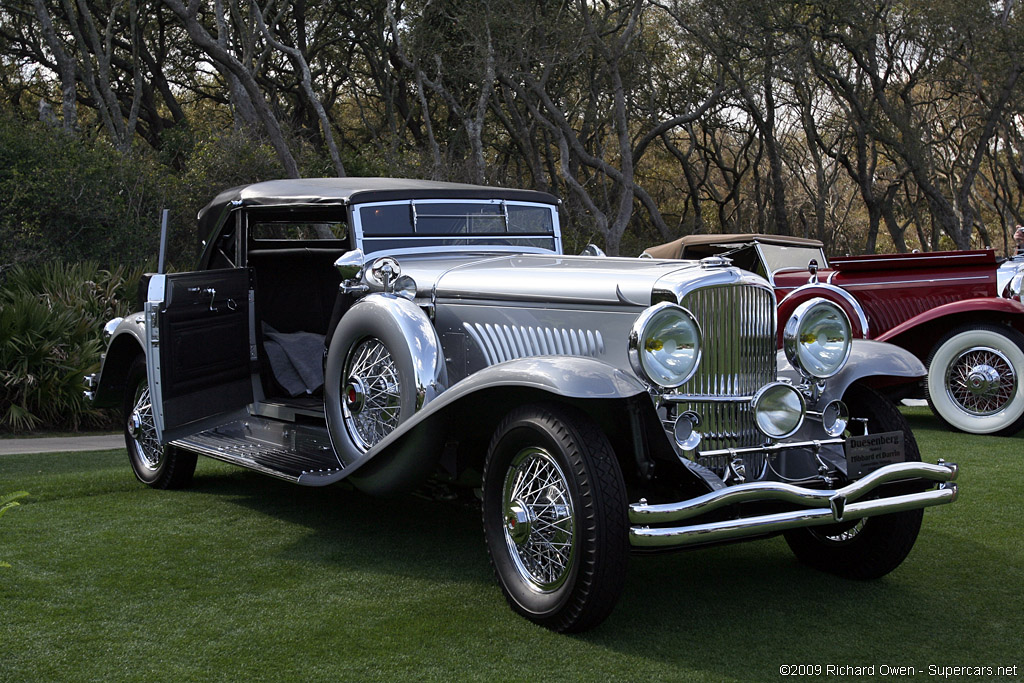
left=0, top=434, right=123, bottom=455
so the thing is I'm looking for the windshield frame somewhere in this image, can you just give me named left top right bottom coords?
left=352, top=198, right=562, bottom=255
left=755, top=243, right=828, bottom=282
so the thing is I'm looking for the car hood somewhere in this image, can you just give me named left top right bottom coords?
left=395, top=252, right=760, bottom=307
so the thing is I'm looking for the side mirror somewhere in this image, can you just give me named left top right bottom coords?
left=580, top=244, right=606, bottom=257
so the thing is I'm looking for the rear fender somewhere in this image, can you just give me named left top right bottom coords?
left=91, top=314, right=146, bottom=407
left=877, top=298, right=1024, bottom=357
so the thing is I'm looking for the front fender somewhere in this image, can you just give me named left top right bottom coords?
left=306, top=356, right=649, bottom=491
left=428, top=356, right=650, bottom=403
left=777, top=283, right=870, bottom=339
left=777, top=339, right=925, bottom=406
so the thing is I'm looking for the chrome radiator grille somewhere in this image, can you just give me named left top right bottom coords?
left=672, top=283, right=776, bottom=456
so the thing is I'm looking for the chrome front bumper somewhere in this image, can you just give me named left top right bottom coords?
left=629, top=461, right=958, bottom=548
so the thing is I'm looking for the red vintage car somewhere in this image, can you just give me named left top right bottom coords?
left=644, top=234, right=1024, bottom=436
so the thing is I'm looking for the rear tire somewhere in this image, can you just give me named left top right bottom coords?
left=925, top=323, right=1024, bottom=436
left=784, top=385, right=923, bottom=579
left=482, top=404, right=629, bottom=632
left=123, top=355, right=196, bottom=489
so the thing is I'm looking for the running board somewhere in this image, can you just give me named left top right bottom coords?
left=173, top=418, right=342, bottom=484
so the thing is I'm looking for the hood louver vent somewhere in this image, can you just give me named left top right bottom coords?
left=465, top=323, right=605, bottom=365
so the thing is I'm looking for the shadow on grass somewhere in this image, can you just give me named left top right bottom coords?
left=179, top=462, right=1006, bottom=674
left=188, top=467, right=490, bottom=583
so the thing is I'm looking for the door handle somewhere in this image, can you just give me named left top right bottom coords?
left=185, top=285, right=230, bottom=312
left=201, top=287, right=217, bottom=312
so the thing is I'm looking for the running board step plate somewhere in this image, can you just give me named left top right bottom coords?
left=173, top=419, right=342, bottom=483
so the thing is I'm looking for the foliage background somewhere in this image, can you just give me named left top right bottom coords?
left=2, top=0, right=1024, bottom=432
left=0, top=0, right=1021, bottom=264
left=0, top=261, right=146, bottom=432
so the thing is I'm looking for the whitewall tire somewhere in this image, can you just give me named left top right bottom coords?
left=926, top=324, right=1024, bottom=436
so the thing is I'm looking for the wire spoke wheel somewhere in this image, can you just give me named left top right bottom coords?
left=502, top=447, right=576, bottom=592
left=122, top=355, right=196, bottom=489
left=945, top=346, right=1016, bottom=416
left=784, top=385, right=922, bottom=579
left=483, top=404, right=628, bottom=632
left=808, top=518, right=866, bottom=545
left=342, top=338, right=402, bottom=451
left=927, top=324, right=1024, bottom=436
left=128, top=384, right=162, bottom=471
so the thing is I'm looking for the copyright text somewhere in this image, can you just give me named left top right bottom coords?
left=778, top=664, right=1019, bottom=677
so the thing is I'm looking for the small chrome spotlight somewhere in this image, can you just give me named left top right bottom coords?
left=673, top=411, right=702, bottom=451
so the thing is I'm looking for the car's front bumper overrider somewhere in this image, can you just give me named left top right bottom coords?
left=629, top=461, right=958, bottom=548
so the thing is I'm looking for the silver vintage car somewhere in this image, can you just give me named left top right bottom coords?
left=85, top=178, right=958, bottom=632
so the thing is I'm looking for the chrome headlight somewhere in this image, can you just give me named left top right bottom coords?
left=628, top=303, right=702, bottom=388
left=752, top=382, right=805, bottom=438
left=783, top=298, right=852, bottom=380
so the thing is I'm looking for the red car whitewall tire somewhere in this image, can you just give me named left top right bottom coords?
left=926, top=324, right=1024, bottom=436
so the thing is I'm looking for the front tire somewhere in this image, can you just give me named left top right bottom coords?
left=123, top=355, right=196, bottom=489
left=784, top=385, right=923, bottom=579
left=925, top=323, right=1024, bottom=436
left=482, top=404, right=628, bottom=632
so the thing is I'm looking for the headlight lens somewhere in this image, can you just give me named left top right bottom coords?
left=783, top=299, right=852, bottom=379
left=629, top=303, right=702, bottom=388
left=752, top=382, right=805, bottom=438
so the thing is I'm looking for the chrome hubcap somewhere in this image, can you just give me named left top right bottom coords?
left=127, top=411, right=143, bottom=440
left=342, top=338, right=401, bottom=451
left=344, top=377, right=367, bottom=414
left=966, top=365, right=1001, bottom=395
left=501, top=448, right=575, bottom=592
left=129, top=384, right=161, bottom=471
left=505, top=501, right=532, bottom=546
left=946, top=346, right=1017, bottom=416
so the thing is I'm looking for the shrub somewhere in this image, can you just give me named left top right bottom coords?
left=0, top=114, right=188, bottom=272
left=0, top=262, right=143, bottom=432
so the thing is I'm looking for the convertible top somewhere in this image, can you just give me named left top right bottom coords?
left=643, top=233, right=824, bottom=259
left=197, top=177, right=560, bottom=240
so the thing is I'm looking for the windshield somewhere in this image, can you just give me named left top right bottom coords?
left=758, top=243, right=827, bottom=273
left=356, top=200, right=560, bottom=254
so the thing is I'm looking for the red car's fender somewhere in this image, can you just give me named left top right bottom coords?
left=875, top=297, right=1024, bottom=358
left=777, top=282, right=871, bottom=342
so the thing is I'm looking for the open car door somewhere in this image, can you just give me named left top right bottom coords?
left=144, top=268, right=254, bottom=443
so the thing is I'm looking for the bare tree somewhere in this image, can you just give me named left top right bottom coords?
left=253, top=0, right=345, bottom=176
left=161, top=0, right=299, bottom=177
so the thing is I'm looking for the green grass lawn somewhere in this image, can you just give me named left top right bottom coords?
left=1, top=407, right=1021, bottom=681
